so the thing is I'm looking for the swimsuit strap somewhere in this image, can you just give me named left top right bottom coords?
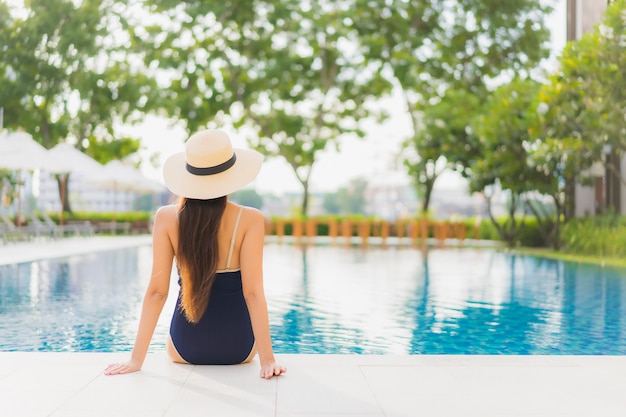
left=225, top=206, right=243, bottom=270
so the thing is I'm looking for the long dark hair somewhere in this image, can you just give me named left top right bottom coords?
left=176, top=196, right=227, bottom=323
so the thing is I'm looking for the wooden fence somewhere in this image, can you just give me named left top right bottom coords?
left=265, top=218, right=480, bottom=246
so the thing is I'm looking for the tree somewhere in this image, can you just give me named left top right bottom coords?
left=529, top=69, right=602, bottom=246
left=137, top=0, right=390, bottom=217
left=465, top=0, right=626, bottom=248
left=353, top=0, right=553, bottom=214
left=469, top=78, right=546, bottom=247
left=0, top=169, right=19, bottom=213
left=230, top=189, right=264, bottom=210
left=322, top=177, right=368, bottom=215
left=322, top=191, right=341, bottom=215
left=0, top=0, right=157, bottom=212
left=520, top=0, right=626, bottom=247
left=402, top=88, right=482, bottom=213
left=526, top=135, right=587, bottom=249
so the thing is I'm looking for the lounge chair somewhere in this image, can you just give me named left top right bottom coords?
left=37, top=212, right=95, bottom=237
left=28, top=212, right=61, bottom=238
left=0, top=212, right=38, bottom=242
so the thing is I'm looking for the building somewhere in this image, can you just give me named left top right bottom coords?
left=37, top=171, right=142, bottom=214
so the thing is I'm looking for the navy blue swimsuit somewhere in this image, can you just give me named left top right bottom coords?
left=169, top=207, right=255, bottom=365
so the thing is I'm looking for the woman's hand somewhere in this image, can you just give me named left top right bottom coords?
left=103, top=359, right=142, bottom=376
left=260, top=360, right=287, bottom=379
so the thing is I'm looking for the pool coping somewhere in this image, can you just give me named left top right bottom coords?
left=0, top=234, right=152, bottom=266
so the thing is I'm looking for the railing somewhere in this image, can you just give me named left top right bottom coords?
left=266, top=218, right=481, bottom=246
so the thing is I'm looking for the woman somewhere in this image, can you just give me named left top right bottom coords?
left=104, top=129, right=286, bottom=379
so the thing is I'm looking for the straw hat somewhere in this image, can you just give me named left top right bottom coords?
left=163, top=129, right=263, bottom=199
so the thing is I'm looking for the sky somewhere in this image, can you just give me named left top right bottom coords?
left=133, top=0, right=568, bottom=195
left=128, top=94, right=415, bottom=195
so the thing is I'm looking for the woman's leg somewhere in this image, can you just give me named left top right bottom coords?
left=166, top=335, right=189, bottom=364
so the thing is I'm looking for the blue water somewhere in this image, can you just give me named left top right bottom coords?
left=1, top=244, right=625, bottom=354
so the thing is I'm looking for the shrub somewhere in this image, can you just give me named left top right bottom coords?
left=561, top=215, right=626, bottom=257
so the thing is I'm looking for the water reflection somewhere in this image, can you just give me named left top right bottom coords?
left=401, top=251, right=626, bottom=354
left=272, top=246, right=319, bottom=352
left=1, top=244, right=626, bottom=354
left=265, top=245, right=626, bottom=354
left=270, top=246, right=368, bottom=353
left=0, top=247, right=150, bottom=351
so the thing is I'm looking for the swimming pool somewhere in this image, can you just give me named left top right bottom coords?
left=1, top=244, right=625, bottom=354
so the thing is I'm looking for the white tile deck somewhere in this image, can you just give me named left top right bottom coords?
left=1, top=353, right=626, bottom=417
left=1, top=236, right=626, bottom=416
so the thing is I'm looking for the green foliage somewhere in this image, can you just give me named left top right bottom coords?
left=46, top=211, right=152, bottom=223
left=82, top=136, right=142, bottom=165
left=561, top=214, right=626, bottom=258
left=2, top=0, right=623, bottom=251
left=0, top=169, right=19, bottom=206
left=470, top=78, right=544, bottom=194
left=354, top=0, right=552, bottom=213
left=0, top=0, right=156, bottom=148
left=531, top=1, right=626, bottom=223
left=403, top=89, right=483, bottom=212
left=474, top=218, right=501, bottom=241
left=526, top=0, right=626, bottom=245
left=512, top=216, right=546, bottom=248
left=138, top=0, right=391, bottom=217
left=535, top=74, right=601, bottom=173
left=0, top=0, right=158, bottom=213
left=466, top=78, right=555, bottom=247
left=444, top=215, right=544, bottom=246
left=558, top=0, right=626, bottom=155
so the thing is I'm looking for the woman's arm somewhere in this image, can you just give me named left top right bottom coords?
left=240, top=208, right=286, bottom=379
left=104, top=206, right=175, bottom=375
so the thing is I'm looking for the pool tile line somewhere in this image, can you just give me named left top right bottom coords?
left=357, top=364, right=389, bottom=417
left=161, top=364, right=195, bottom=417
left=50, top=365, right=110, bottom=416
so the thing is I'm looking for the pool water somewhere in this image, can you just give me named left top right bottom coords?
left=1, top=244, right=625, bottom=355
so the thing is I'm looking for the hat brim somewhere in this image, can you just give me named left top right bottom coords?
left=163, top=148, right=263, bottom=199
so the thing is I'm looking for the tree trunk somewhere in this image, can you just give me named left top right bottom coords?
left=486, top=192, right=521, bottom=247
left=421, top=179, right=434, bottom=214
left=552, top=195, right=562, bottom=250
left=56, top=174, right=72, bottom=214
left=605, top=148, right=622, bottom=214
left=301, top=182, right=310, bottom=218
left=564, top=175, right=576, bottom=221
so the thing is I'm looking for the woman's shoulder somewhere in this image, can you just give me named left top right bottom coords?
left=239, top=204, right=263, bottom=218
left=232, top=204, right=265, bottom=225
left=156, top=204, right=178, bottom=214
left=154, top=204, right=178, bottom=223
